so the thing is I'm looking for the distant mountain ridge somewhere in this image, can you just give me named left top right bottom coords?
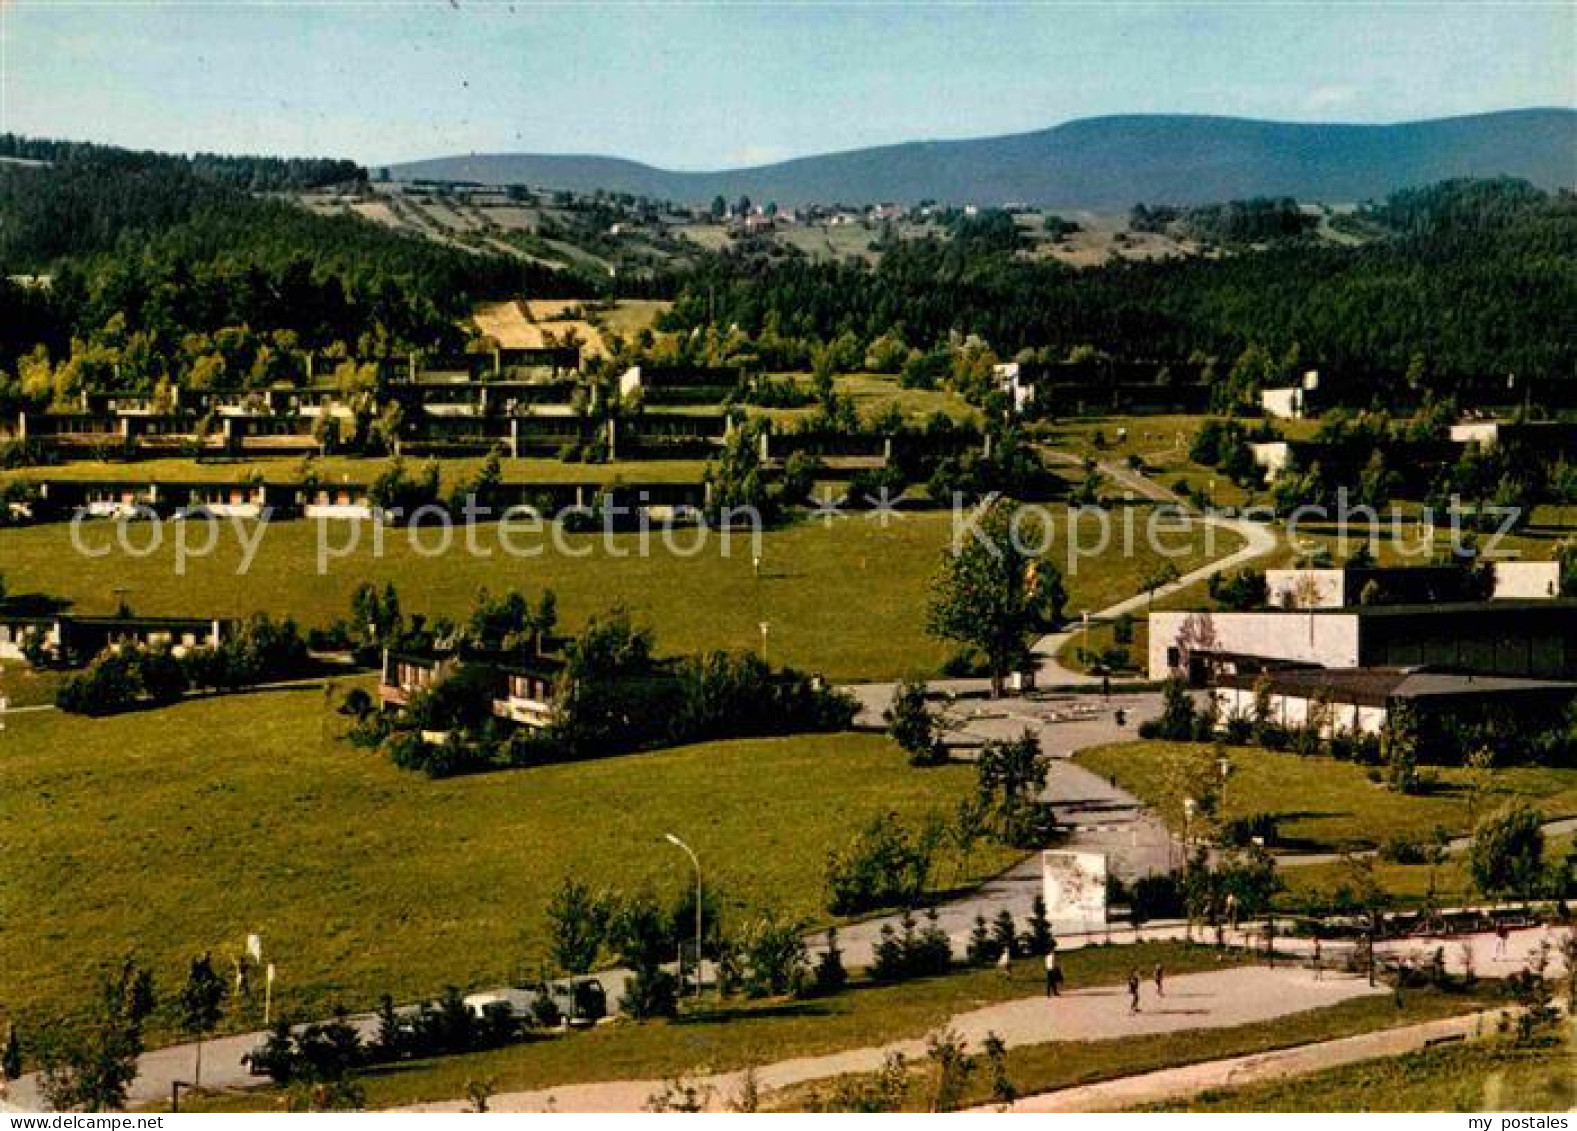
left=390, top=109, right=1577, bottom=208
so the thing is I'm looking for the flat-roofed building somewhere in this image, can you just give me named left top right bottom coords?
left=1149, top=601, right=1577, bottom=684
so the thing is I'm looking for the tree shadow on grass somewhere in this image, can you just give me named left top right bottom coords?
left=675, top=999, right=833, bottom=1027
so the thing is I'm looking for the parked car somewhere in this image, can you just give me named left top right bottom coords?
left=532, top=976, right=607, bottom=1028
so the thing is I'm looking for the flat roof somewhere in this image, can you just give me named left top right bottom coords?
left=1220, top=666, right=1577, bottom=704
left=1245, top=600, right=1577, bottom=618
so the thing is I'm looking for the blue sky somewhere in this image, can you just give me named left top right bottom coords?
left=2, top=2, right=1572, bottom=168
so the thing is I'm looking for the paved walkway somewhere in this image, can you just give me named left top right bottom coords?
left=394, top=925, right=1567, bottom=1112
left=830, top=689, right=1174, bottom=966
left=395, top=965, right=1387, bottom=1113
left=1033, top=511, right=1279, bottom=685
left=988, top=1007, right=1506, bottom=1113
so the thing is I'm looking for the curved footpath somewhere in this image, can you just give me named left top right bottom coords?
left=396, top=926, right=1567, bottom=1113
left=980, top=1007, right=1508, bottom=1113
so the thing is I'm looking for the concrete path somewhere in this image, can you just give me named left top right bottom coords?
left=989, top=1007, right=1507, bottom=1113
left=1032, top=511, right=1279, bottom=685
left=394, top=926, right=1564, bottom=1113
left=829, top=689, right=1174, bottom=967
left=396, top=965, right=1386, bottom=1113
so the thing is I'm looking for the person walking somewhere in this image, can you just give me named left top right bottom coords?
left=997, top=947, right=1012, bottom=980
left=1152, top=962, right=1165, bottom=998
left=1313, top=935, right=1324, bottom=980
left=1044, top=951, right=1062, bottom=997
left=1127, top=969, right=1142, bottom=1014
left=1494, top=921, right=1510, bottom=960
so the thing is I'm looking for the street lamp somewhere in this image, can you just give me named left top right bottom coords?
left=1217, top=755, right=1232, bottom=813
left=1182, top=798, right=1199, bottom=942
left=664, top=833, right=703, bottom=998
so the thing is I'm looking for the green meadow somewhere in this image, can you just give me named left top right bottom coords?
left=0, top=689, right=1019, bottom=1034
left=0, top=508, right=1237, bottom=681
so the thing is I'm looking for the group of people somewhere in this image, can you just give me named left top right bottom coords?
left=1125, top=964, right=1165, bottom=1012
left=1033, top=944, right=1166, bottom=1015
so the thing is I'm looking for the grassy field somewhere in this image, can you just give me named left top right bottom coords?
left=772, top=985, right=1499, bottom=1112
left=1074, top=741, right=1577, bottom=855
left=0, top=664, right=65, bottom=708
left=183, top=942, right=1238, bottom=1110
left=1157, top=1035, right=1576, bottom=1112
left=1278, top=835, right=1575, bottom=911
left=746, top=372, right=983, bottom=428
left=0, top=689, right=1019, bottom=1035
left=0, top=509, right=1235, bottom=682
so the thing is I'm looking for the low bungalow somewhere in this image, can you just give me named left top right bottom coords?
left=617, top=364, right=742, bottom=405
left=1211, top=665, right=1577, bottom=739
left=0, top=609, right=231, bottom=665
left=1265, top=562, right=1563, bottom=608
left=378, top=647, right=564, bottom=730
left=1149, top=601, right=1577, bottom=683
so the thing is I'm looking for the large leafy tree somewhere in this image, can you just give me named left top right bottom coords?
left=926, top=497, right=1064, bottom=697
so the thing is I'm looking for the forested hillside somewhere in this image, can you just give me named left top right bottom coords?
left=0, top=130, right=1571, bottom=413
left=659, top=180, right=1577, bottom=400
left=0, top=140, right=596, bottom=400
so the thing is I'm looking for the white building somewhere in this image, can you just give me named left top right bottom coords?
left=1264, top=562, right=1563, bottom=609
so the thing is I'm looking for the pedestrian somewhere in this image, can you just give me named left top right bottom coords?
left=1044, top=951, right=1062, bottom=997
left=1153, top=962, right=1165, bottom=997
left=1102, top=674, right=1112, bottom=700
left=1494, top=921, right=1509, bottom=960
left=1313, top=935, right=1323, bottom=980
left=1127, top=969, right=1141, bottom=1014
left=1115, top=707, right=1126, bottom=727
left=997, top=947, right=1012, bottom=979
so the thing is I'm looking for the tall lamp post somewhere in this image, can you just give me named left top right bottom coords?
left=664, top=833, right=703, bottom=998
left=1182, top=798, right=1198, bottom=941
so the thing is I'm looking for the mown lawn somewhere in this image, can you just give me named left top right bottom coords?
left=1277, top=835, right=1575, bottom=911
left=0, top=689, right=1018, bottom=1035
left=0, top=508, right=1234, bottom=682
left=1074, top=741, right=1577, bottom=855
left=1157, top=1035, right=1576, bottom=1112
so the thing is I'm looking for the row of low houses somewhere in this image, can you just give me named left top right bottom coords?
left=11, top=402, right=735, bottom=461
left=6, top=362, right=748, bottom=460
left=1149, top=562, right=1577, bottom=739
left=28, top=477, right=715, bottom=522
left=1248, top=420, right=1576, bottom=486
left=0, top=607, right=231, bottom=666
